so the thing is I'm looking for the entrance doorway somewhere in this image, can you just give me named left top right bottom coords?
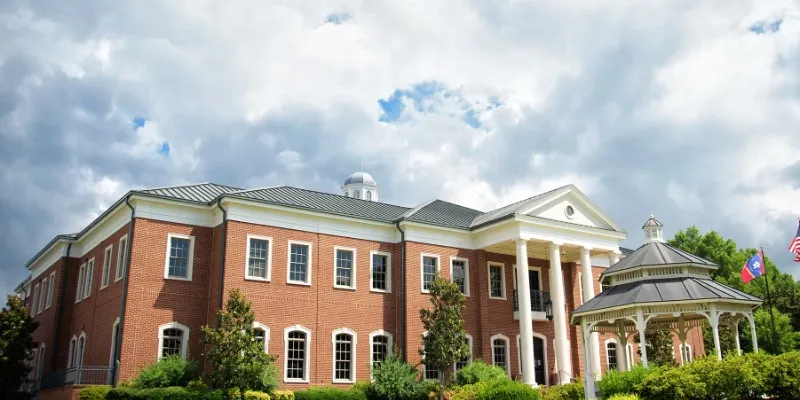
left=533, top=336, right=546, bottom=385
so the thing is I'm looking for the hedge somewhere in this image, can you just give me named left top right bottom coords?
left=293, top=387, right=367, bottom=400
left=78, top=386, right=111, bottom=400
left=106, top=386, right=222, bottom=400
left=539, top=382, right=583, bottom=400
left=272, top=391, right=296, bottom=400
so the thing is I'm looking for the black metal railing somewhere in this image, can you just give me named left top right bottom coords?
left=40, top=366, right=114, bottom=389
left=513, top=289, right=550, bottom=312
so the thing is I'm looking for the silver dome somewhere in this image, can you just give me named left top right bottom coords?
left=344, top=172, right=376, bottom=186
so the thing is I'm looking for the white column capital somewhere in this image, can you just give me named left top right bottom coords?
left=579, top=246, right=593, bottom=256
left=515, top=238, right=527, bottom=246
left=548, top=241, right=563, bottom=250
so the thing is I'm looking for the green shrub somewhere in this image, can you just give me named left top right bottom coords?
left=539, top=382, right=583, bottom=400
left=255, top=363, right=280, bottom=393
left=350, top=381, right=371, bottom=394
left=367, top=354, right=427, bottom=400
left=765, top=351, right=800, bottom=400
left=79, top=386, right=111, bottom=400
left=683, top=354, right=764, bottom=400
left=607, top=395, right=639, bottom=400
left=451, top=382, right=489, bottom=400
left=598, top=365, right=655, bottom=398
left=133, top=355, right=201, bottom=388
left=639, top=366, right=706, bottom=400
left=106, top=386, right=205, bottom=400
left=272, top=391, right=295, bottom=400
left=473, top=380, right=540, bottom=400
left=294, top=387, right=367, bottom=400
left=245, top=391, right=272, bottom=400
left=453, top=361, right=508, bottom=386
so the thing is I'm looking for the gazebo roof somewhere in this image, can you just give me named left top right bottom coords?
left=572, top=277, right=761, bottom=319
left=601, top=241, right=718, bottom=278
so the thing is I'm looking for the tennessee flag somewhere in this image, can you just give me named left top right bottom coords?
left=740, top=249, right=765, bottom=284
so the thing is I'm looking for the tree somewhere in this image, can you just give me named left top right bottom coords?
left=202, top=289, right=277, bottom=399
left=0, top=295, right=39, bottom=398
left=751, top=309, right=800, bottom=354
left=419, top=275, right=469, bottom=399
left=634, top=328, right=676, bottom=367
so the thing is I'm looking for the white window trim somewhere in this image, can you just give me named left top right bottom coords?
left=115, top=235, right=128, bottom=282
left=454, top=333, right=473, bottom=374
left=158, top=322, right=190, bottom=359
left=369, top=251, right=392, bottom=293
left=578, top=272, right=584, bottom=305
left=626, top=343, right=635, bottom=367
left=333, top=246, right=357, bottom=290
left=75, top=263, right=85, bottom=303
left=420, top=253, right=441, bottom=293
left=420, top=331, right=439, bottom=381
left=253, top=322, right=270, bottom=353
left=101, top=245, right=113, bottom=289
left=84, top=258, right=95, bottom=299
left=37, top=280, right=46, bottom=314
left=286, top=240, right=313, bottom=286
left=110, top=317, right=120, bottom=367
left=515, top=333, right=549, bottom=386
left=487, top=262, right=506, bottom=300
left=283, top=325, right=312, bottom=383
left=36, top=344, right=46, bottom=382
left=245, top=234, right=273, bottom=282
left=490, top=334, right=511, bottom=376
left=450, top=256, right=470, bottom=297
left=68, top=336, right=77, bottom=368
left=46, top=271, right=55, bottom=309
left=512, top=264, right=543, bottom=292
left=331, top=327, right=358, bottom=383
left=680, top=343, right=692, bottom=363
left=163, top=234, right=195, bottom=281
left=369, top=330, right=394, bottom=380
left=605, top=339, right=618, bottom=370
left=77, top=332, right=86, bottom=367
left=30, top=284, right=38, bottom=316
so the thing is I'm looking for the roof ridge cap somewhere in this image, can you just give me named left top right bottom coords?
left=401, top=199, right=438, bottom=219
left=237, top=185, right=412, bottom=209
left=138, top=182, right=244, bottom=192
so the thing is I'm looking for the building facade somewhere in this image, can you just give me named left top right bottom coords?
left=16, top=174, right=703, bottom=394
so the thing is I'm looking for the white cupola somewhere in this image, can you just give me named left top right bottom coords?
left=342, top=171, right=379, bottom=201
left=642, top=211, right=664, bottom=243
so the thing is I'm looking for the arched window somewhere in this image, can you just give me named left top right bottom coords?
left=110, top=318, right=120, bottom=367
left=369, top=330, right=393, bottom=377
left=77, top=333, right=86, bottom=367
left=284, top=325, right=311, bottom=383
left=454, top=333, right=473, bottom=373
left=332, top=328, right=357, bottom=383
left=490, top=334, right=510, bottom=376
left=606, top=340, right=618, bottom=370
left=366, top=190, right=372, bottom=201
left=681, top=344, right=693, bottom=363
left=253, top=323, right=270, bottom=353
left=68, top=336, right=77, bottom=368
left=626, top=343, right=635, bottom=367
left=158, top=322, right=189, bottom=359
left=354, top=190, right=361, bottom=199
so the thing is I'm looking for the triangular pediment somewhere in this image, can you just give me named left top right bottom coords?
left=520, top=185, right=624, bottom=232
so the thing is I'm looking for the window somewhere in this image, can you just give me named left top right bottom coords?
left=110, top=318, right=120, bottom=367
left=164, top=234, right=194, bottom=280
left=68, top=336, right=77, bottom=368
left=158, top=322, right=189, bottom=359
left=421, top=336, right=439, bottom=381
left=455, top=334, right=473, bottom=373
left=421, top=254, right=439, bottom=292
left=46, top=271, right=55, bottom=309
left=332, top=328, right=356, bottom=383
left=370, top=251, right=391, bottom=293
left=101, top=245, right=113, bottom=288
left=246, top=235, right=272, bottom=281
left=626, top=343, right=635, bottom=367
left=75, top=263, right=86, bottom=302
left=488, top=263, right=506, bottom=299
left=37, top=279, right=46, bottom=314
left=366, top=190, right=372, bottom=200
left=31, top=284, right=39, bottom=315
left=681, top=344, right=692, bottom=363
left=83, top=258, right=94, bottom=299
left=490, top=334, right=510, bottom=376
left=369, top=330, right=393, bottom=377
left=284, top=325, right=311, bottom=383
left=334, top=247, right=356, bottom=289
left=606, top=341, right=618, bottom=370
left=116, top=235, right=128, bottom=281
left=450, top=257, right=469, bottom=296
left=354, top=190, right=361, bottom=199
left=253, top=323, right=270, bottom=353
left=578, top=272, right=584, bottom=304
left=287, top=241, right=311, bottom=285
left=77, top=333, right=86, bottom=367
left=36, top=344, right=45, bottom=382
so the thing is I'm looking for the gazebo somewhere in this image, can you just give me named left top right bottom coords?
left=571, top=213, right=763, bottom=400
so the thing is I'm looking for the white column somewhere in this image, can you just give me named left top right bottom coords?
left=515, top=239, right=537, bottom=386
left=580, top=247, right=601, bottom=379
left=636, top=308, right=649, bottom=368
left=615, top=322, right=628, bottom=372
left=710, top=305, right=722, bottom=360
left=731, top=318, right=741, bottom=356
left=748, top=312, right=758, bottom=353
left=548, top=242, right=572, bottom=385
left=607, top=251, right=620, bottom=266
left=581, top=319, right=596, bottom=400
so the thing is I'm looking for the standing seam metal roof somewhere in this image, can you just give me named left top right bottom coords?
left=602, top=241, right=717, bottom=277
left=139, top=183, right=244, bottom=203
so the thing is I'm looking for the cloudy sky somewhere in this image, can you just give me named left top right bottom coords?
left=2, top=0, right=800, bottom=295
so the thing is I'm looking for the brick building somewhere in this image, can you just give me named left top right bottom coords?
left=15, top=172, right=704, bottom=395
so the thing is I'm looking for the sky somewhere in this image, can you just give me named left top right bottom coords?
left=1, top=0, right=800, bottom=296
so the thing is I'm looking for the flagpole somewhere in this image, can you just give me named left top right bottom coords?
left=760, top=247, right=780, bottom=353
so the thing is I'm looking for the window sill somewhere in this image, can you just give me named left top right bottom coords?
left=489, top=296, right=507, bottom=300
left=283, top=378, right=309, bottom=384
left=245, top=276, right=271, bottom=282
left=334, top=285, right=356, bottom=291
left=164, top=276, right=192, bottom=282
left=370, top=289, right=392, bottom=294
left=100, top=284, right=108, bottom=291
left=114, top=277, right=123, bottom=283
left=287, top=281, right=311, bottom=287
left=332, top=379, right=355, bottom=384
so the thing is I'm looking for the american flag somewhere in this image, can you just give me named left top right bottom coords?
left=790, top=220, right=800, bottom=262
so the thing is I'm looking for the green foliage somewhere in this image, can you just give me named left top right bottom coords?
left=606, top=395, right=639, bottom=400
left=538, top=382, right=583, bottom=400
left=133, top=354, right=201, bottom=388
left=350, top=381, right=371, bottom=394
left=0, top=295, right=39, bottom=396
left=472, top=380, right=540, bottom=400
left=638, top=366, right=706, bottom=400
left=293, top=387, right=367, bottom=400
left=271, top=391, right=295, bottom=400
left=764, top=351, right=800, bottom=399
left=106, top=386, right=214, bottom=400
left=256, top=363, right=280, bottom=393
left=244, top=391, right=272, bottom=400
left=453, top=361, right=508, bottom=386
left=79, top=386, right=112, bottom=400
left=202, top=289, right=278, bottom=394
left=419, top=275, right=470, bottom=391
left=683, top=354, right=764, bottom=400
left=632, top=329, right=675, bottom=367
left=753, top=308, right=800, bottom=354
left=598, top=365, right=656, bottom=398
left=368, top=353, right=427, bottom=400
left=450, top=381, right=490, bottom=400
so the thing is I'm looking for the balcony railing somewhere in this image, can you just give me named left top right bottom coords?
left=39, top=366, right=114, bottom=390
left=513, top=289, right=550, bottom=313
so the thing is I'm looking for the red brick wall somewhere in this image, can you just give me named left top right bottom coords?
left=35, top=385, right=87, bottom=400
left=29, top=259, right=62, bottom=375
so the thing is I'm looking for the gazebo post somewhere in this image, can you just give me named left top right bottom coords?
left=581, top=319, right=596, bottom=400
left=614, top=321, right=629, bottom=372
left=635, top=308, right=648, bottom=367
left=730, top=316, right=742, bottom=356
left=747, top=312, right=759, bottom=353
left=677, top=316, right=688, bottom=367
left=709, top=305, right=722, bottom=360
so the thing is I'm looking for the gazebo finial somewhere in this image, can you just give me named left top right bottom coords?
left=643, top=211, right=664, bottom=243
